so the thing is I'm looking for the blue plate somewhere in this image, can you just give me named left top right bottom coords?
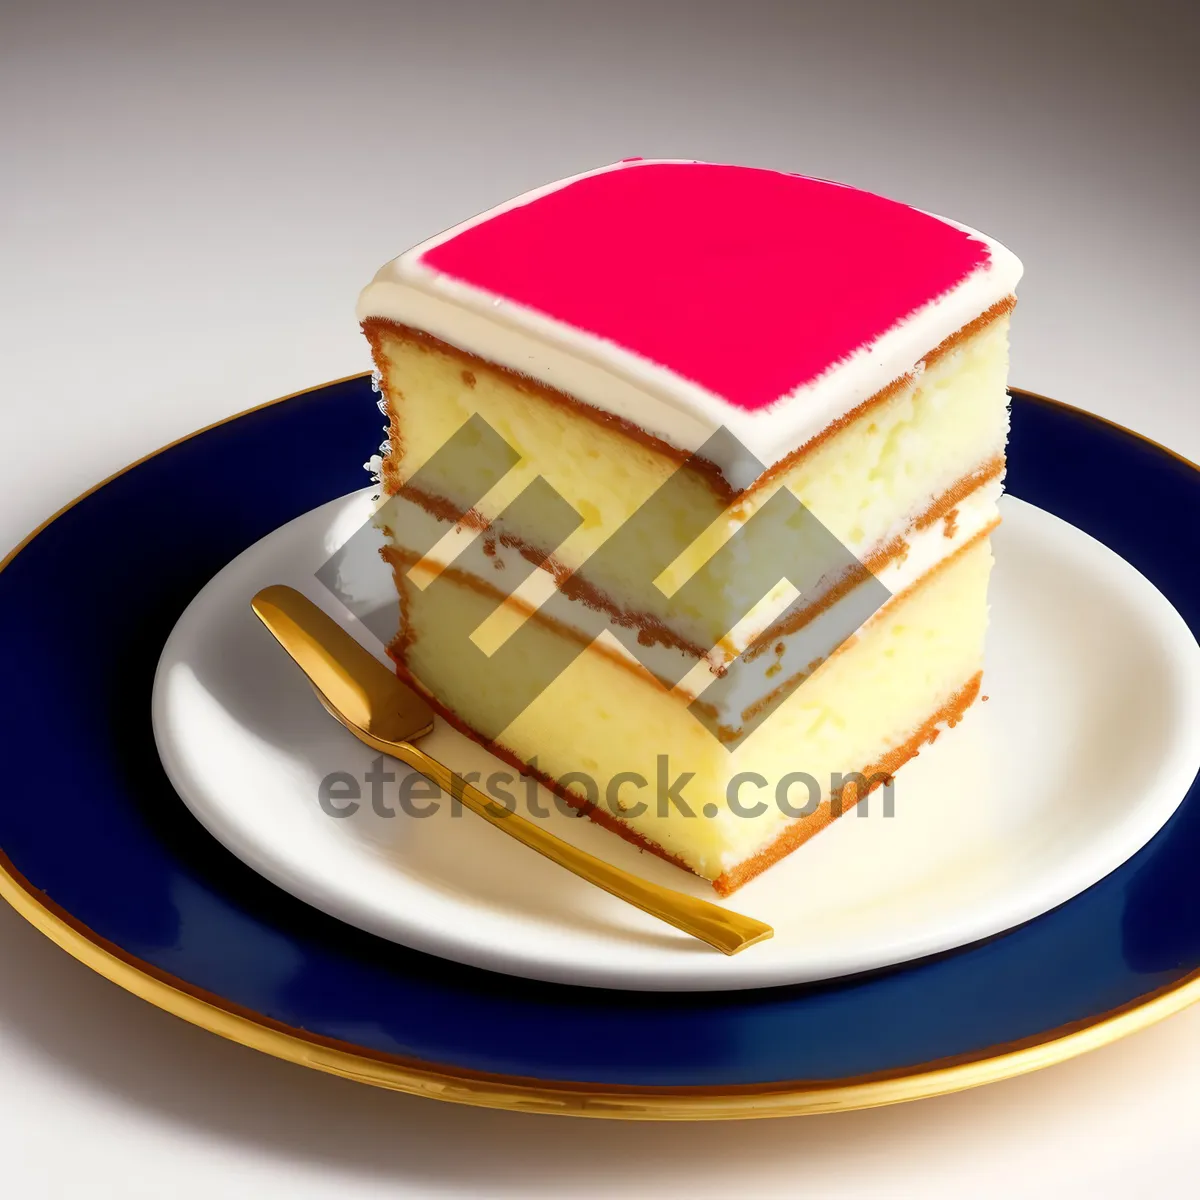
left=1, top=379, right=1198, bottom=1118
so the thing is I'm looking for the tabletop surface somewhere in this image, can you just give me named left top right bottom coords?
left=3, top=2, right=1198, bottom=1196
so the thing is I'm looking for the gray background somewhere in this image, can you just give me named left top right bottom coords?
left=2, top=2, right=1198, bottom=1196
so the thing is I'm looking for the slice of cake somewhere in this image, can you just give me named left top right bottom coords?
left=355, top=159, right=1021, bottom=894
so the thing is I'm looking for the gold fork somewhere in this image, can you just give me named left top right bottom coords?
left=250, top=585, right=773, bottom=955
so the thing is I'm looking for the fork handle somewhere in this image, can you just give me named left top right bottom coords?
left=384, top=739, right=773, bottom=956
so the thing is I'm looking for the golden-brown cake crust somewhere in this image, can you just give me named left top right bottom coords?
left=711, top=671, right=982, bottom=895
left=361, top=295, right=1016, bottom=503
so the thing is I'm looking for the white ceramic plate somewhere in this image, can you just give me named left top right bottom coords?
left=152, top=490, right=1200, bottom=991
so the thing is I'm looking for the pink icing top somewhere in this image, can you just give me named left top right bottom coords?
left=420, top=161, right=992, bottom=412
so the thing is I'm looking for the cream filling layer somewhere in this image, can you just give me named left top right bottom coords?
left=385, top=467, right=1002, bottom=704
left=469, top=474, right=1002, bottom=710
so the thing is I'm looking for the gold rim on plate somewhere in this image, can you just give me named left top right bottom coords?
left=1, top=375, right=1199, bottom=1119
